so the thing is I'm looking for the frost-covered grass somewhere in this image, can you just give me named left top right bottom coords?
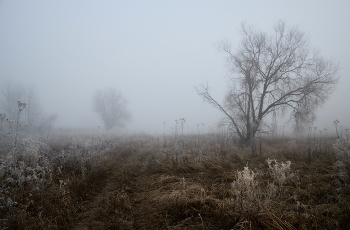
left=134, top=133, right=350, bottom=229
left=1, top=128, right=349, bottom=229
left=333, top=137, right=350, bottom=186
left=0, top=129, right=137, bottom=230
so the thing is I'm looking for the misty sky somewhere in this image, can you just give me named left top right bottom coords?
left=0, top=1, right=349, bottom=135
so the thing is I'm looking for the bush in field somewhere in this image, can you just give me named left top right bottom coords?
left=266, top=158, right=292, bottom=187
left=232, top=159, right=293, bottom=217
left=232, top=166, right=261, bottom=215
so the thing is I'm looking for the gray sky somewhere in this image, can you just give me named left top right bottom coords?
left=1, top=0, right=349, bottom=135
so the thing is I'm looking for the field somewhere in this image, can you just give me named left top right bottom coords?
left=1, top=130, right=350, bottom=229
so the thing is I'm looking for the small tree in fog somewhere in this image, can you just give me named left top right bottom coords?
left=93, top=88, right=130, bottom=130
left=196, top=21, right=339, bottom=148
left=0, top=80, right=26, bottom=120
left=0, top=79, right=55, bottom=131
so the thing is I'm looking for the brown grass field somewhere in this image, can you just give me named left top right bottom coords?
left=1, top=134, right=349, bottom=229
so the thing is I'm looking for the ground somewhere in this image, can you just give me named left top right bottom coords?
left=70, top=139, right=350, bottom=229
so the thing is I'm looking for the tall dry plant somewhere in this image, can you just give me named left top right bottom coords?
left=232, top=166, right=261, bottom=215
left=13, top=101, right=26, bottom=151
left=266, top=158, right=292, bottom=188
left=333, top=137, right=350, bottom=185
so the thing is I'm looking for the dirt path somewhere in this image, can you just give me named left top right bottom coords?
left=129, top=168, right=160, bottom=229
left=72, top=174, right=120, bottom=229
left=72, top=151, right=157, bottom=230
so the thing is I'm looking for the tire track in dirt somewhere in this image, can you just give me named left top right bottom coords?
left=72, top=149, right=157, bottom=230
left=129, top=165, right=158, bottom=229
left=72, top=152, right=136, bottom=230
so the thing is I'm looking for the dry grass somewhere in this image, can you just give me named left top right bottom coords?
left=2, top=134, right=349, bottom=229
left=116, top=136, right=349, bottom=229
left=0, top=134, right=139, bottom=230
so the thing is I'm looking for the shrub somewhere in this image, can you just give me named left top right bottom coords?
left=231, top=165, right=261, bottom=215
left=266, top=158, right=292, bottom=187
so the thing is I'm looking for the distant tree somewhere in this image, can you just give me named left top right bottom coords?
left=0, top=80, right=26, bottom=120
left=92, top=88, right=130, bottom=130
left=24, top=86, right=43, bottom=127
left=196, top=21, right=339, bottom=149
left=0, top=80, right=52, bottom=130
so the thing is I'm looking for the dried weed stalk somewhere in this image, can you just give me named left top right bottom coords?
left=232, top=166, right=261, bottom=215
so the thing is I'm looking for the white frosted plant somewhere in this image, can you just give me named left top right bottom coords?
left=232, top=166, right=261, bottom=214
left=0, top=130, right=123, bottom=227
left=0, top=151, right=52, bottom=214
left=266, top=158, right=292, bottom=188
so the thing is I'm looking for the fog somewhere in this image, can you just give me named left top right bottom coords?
left=1, top=0, right=349, bottom=135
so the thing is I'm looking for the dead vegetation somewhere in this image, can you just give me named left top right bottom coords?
left=2, top=134, right=349, bottom=229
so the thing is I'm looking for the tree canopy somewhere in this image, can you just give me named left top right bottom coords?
left=196, top=21, right=339, bottom=148
left=93, top=88, right=130, bottom=130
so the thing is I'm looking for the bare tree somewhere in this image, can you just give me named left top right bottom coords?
left=0, top=80, right=46, bottom=128
left=196, top=21, right=339, bottom=149
left=0, top=80, right=26, bottom=120
left=25, top=86, right=43, bottom=127
left=93, top=88, right=130, bottom=130
left=0, top=79, right=58, bottom=135
left=37, top=114, right=57, bottom=133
